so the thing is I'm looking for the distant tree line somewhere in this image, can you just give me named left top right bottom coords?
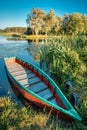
left=0, top=27, right=27, bottom=34
left=0, top=29, right=4, bottom=33
left=26, top=8, right=87, bottom=35
left=0, top=9, right=87, bottom=36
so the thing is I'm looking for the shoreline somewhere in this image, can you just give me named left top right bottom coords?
left=0, top=32, right=63, bottom=40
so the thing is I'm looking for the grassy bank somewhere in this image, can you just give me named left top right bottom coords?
left=0, top=32, right=63, bottom=40
left=0, top=97, right=79, bottom=130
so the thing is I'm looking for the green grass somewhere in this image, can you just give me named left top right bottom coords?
left=0, top=97, right=78, bottom=130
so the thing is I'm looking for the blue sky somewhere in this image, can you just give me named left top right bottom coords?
left=0, top=0, right=87, bottom=29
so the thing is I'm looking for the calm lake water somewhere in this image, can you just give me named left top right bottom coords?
left=0, top=35, right=44, bottom=104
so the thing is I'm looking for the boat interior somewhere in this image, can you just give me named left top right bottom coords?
left=5, top=58, right=66, bottom=109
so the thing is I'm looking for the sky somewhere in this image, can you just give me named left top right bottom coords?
left=0, top=0, right=87, bottom=29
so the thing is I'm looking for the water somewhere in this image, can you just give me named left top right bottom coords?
left=0, top=35, right=42, bottom=104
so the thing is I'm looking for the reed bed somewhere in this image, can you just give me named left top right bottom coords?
left=40, top=35, right=87, bottom=128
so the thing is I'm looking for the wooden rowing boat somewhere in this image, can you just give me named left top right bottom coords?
left=4, top=57, right=82, bottom=122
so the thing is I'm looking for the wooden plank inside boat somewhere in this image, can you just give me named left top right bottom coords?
left=8, top=61, right=58, bottom=105
left=19, top=78, right=41, bottom=87
left=40, top=91, right=53, bottom=100
left=23, top=80, right=41, bottom=88
left=11, top=68, right=32, bottom=76
left=8, top=64, right=22, bottom=69
left=27, top=73, right=36, bottom=79
left=14, top=73, right=28, bottom=79
left=7, top=60, right=59, bottom=105
left=9, top=68, right=25, bottom=72
left=12, top=70, right=27, bottom=76
left=49, top=98, right=58, bottom=105
left=28, top=77, right=41, bottom=85
left=37, top=88, right=53, bottom=98
left=28, top=82, right=48, bottom=93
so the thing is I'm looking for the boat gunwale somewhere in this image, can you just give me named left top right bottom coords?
left=4, top=57, right=82, bottom=121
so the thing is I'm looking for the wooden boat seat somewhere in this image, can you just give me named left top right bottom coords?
left=13, top=71, right=27, bottom=76
left=37, top=88, right=53, bottom=100
left=17, top=77, right=28, bottom=81
left=11, top=69, right=32, bottom=76
left=14, top=73, right=36, bottom=81
left=10, top=68, right=26, bottom=73
left=8, top=64, right=22, bottom=69
left=27, top=73, right=36, bottom=79
left=27, top=82, right=48, bottom=93
left=7, top=62, right=19, bottom=66
left=8, top=64, right=23, bottom=68
left=23, top=80, right=41, bottom=87
left=28, top=77, right=41, bottom=85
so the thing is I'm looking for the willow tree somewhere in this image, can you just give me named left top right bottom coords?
left=26, top=8, right=46, bottom=35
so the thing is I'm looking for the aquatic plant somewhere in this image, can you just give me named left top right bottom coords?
left=40, top=36, right=87, bottom=125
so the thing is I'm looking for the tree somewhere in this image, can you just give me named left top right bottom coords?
left=26, top=9, right=87, bottom=36
left=43, top=9, right=56, bottom=35
left=4, top=27, right=27, bottom=33
left=62, top=13, right=84, bottom=35
left=52, top=16, right=62, bottom=35
left=82, top=14, right=87, bottom=35
left=26, top=8, right=46, bottom=35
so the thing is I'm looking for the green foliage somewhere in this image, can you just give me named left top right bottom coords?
left=4, top=27, right=27, bottom=33
left=40, top=37, right=86, bottom=86
left=43, top=9, right=56, bottom=35
left=0, top=9, right=87, bottom=36
left=0, top=27, right=27, bottom=35
left=40, top=36, right=87, bottom=127
left=26, top=8, right=46, bottom=35
left=26, top=9, right=87, bottom=36
left=62, top=13, right=87, bottom=35
left=26, top=8, right=62, bottom=35
left=0, top=29, right=4, bottom=33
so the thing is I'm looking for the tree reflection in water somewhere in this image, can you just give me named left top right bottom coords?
left=26, top=39, right=47, bottom=62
